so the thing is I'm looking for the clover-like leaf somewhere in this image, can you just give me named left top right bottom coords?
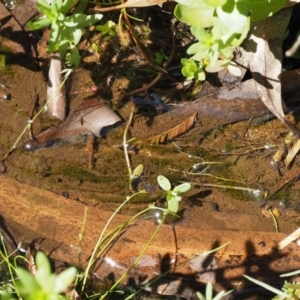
left=174, top=2, right=215, bottom=27
left=173, top=182, right=191, bottom=194
left=157, top=175, right=171, bottom=191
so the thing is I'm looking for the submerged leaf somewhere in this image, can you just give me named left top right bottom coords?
left=132, top=164, right=144, bottom=180
left=148, top=112, right=197, bottom=144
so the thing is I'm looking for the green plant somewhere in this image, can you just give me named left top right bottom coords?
left=157, top=175, right=191, bottom=213
left=153, top=50, right=167, bottom=66
left=181, top=58, right=205, bottom=80
left=243, top=274, right=300, bottom=300
left=174, top=0, right=286, bottom=80
left=196, top=282, right=234, bottom=300
left=26, top=0, right=102, bottom=68
left=14, top=251, right=77, bottom=300
left=96, top=20, right=116, bottom=37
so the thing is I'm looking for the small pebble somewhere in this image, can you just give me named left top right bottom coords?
left=62, top=191, right=69, bottom=198
left=0, top=162, right=6, bottom=173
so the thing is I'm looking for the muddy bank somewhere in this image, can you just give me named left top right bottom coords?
left=1, top=175, right=299, bottom=298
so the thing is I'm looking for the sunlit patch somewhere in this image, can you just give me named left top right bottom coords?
left=104, top=257, right=126, bottom=270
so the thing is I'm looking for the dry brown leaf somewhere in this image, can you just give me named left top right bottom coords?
left=285, top=138, right=300, bottom=168
left=269, top=166, right=300, bottom=197
left=91, top=0, right=167, bottom=12
left=244, top=8, right=292, bottom=123
left=148, top=112, right=197, bottom=144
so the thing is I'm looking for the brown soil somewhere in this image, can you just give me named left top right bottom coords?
left=1, top=2, right=300, bottom=298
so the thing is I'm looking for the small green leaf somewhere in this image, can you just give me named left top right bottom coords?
left=27, top=16, right=52, bottom=30
left=181, top=58, right=205, bottom=81
left=52, top=0, right=62, bottom=13
left=64, top=14, right=103, bottom=28
left=157, top=175, right=171, bottom=191
left=69, top=45, right=80, bottom=68
left=203, top=0, right=226, bottom=7
left=174, top=3, right=215, bottom=27
left=167, top=198, right=179, bottom=213
left=196, top=291, right=206, bottom=300
left=206, top=282, right=213, bottom=300
left=216, top=0, right=250, bottom=45
left=47, top=19, right=62, bottom=52
left=35, top=0, right=53, bottom=18
left=173, top=182, right=191, bottom=194
left=15, top=268, right=41, bottom=296
left=36, top=251, right=51, bottom=276
left=71, top=28, right=83, bottom=45
left=54, top=267, right=77, bottom=294
left=174, top=195, right=182, bottom=202
left=213, top=291, right=226, bottom=300
left=132, top=164, right=144, bottom=180
left=166, top=191, right=173, bottom=201
left=248, top=0, right=286, bottom=22
left=59, top=0, right=79, bottom=14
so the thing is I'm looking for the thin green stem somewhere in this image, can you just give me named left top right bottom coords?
left=80, top=191, right=146, bottom=291
left=101, top=212, right=168, bottom=299
left=2, top=68, right=72, bottom=160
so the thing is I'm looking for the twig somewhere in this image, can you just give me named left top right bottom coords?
left=124, top=12, right=177, bottom=95
left=123, top=105, right=135, bottom=190
left=285, top=34, right=300, bottom=57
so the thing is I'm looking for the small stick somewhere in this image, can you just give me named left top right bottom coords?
left=28, top=90, right=39, bottom=141
left=123, top=105, right=134, bottom=190
left=87, top=135, right=95, bottom=170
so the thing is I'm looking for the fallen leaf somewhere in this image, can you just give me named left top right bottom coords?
left=244, top=8, right=292, bottom=123
left=91, top=0, right=167, bottom=12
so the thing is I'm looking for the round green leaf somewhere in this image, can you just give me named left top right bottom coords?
left=203, top=0, right=226, bottom=7
left=174, top=3, right=215, bottom=27
left=173, top=182, right=191, bottom=194
left=248, top=0, right=286, bottom=22
left=216, top=0, right=250, bottom=36
left=157, top=175, right=171, bottom=191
